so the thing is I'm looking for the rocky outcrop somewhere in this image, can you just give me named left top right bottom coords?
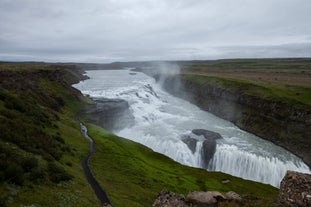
left=192, top=129, right=222, bottom=140
left=182, top=129, right=222, bottom=168
left=193, top=129, right=222, bottom=168
left=160, top=75, right=311, bottom=168
left=87, top=98, right=134, bottom=131
left=279, top=171, right=311, bottom=207
left=182, top=136, right=197, bottom=153
left=152, top=190, right=188, bottom=207
left=153, top=190, right=242, bottom=207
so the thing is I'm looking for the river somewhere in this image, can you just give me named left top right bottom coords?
left=73, top=69, right=310, bottom=187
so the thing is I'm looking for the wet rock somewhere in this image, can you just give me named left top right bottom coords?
left=201, top=139, right=216, bottom=168
left=192, top=129, right=222, bottom=168
left=182, top=135, right=198, bottom=153
left=152, top=190, right=189, bottom=207
left=88, top=98, right=134, bottom=131
left=279, top=171, right=311, bottom=207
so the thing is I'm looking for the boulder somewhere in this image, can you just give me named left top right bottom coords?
left=225, top=191, right=242, bottom=201
left=186, top=191, right=225, bottom=207
left=152, top=190, right=189, bottom=207
left=278, top=171, right=311, bottom=207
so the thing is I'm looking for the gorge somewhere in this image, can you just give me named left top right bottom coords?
left=74, top=68, right=310, bottom=188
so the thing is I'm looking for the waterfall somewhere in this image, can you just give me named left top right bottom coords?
left=73, top=69, right=311, bottom=187
left=206, top=144, right=310, bottom=187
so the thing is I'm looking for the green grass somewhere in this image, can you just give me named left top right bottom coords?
left=0, top=63, right=99, bottom=206
left=182, top=74, right=311, bottom=109
left=88, top=124, right=278, bottom=207
left=180, top=58, right=311, bottom=74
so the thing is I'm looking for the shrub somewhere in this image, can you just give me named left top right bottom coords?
left=21, top=157, right=38, bottom=172
left=29, top=166, right=47, bottom=182
left=5, top=163, right=24, bottom=185
left=48, top=162, right=72, bottom=183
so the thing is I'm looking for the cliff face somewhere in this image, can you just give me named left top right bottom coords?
left=160, top=75, right=311, bottom=168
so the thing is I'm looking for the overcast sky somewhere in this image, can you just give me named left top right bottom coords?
left=1, top=0, right=311, bottom=63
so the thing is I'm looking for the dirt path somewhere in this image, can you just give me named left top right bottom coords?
left=79, top=121, right=113, bottom=207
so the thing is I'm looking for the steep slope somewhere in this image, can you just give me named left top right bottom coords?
left=0, top=63, right=99, bottom=206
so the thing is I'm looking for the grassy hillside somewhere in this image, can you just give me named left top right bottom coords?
left=0, top=62, right=279, bottom=207
left=88, top=124, right=278, bottom=206
left=0, top=63, right=99, bottom=206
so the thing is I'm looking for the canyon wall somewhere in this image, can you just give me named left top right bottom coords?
left=159, top=75, right=311, bottom=168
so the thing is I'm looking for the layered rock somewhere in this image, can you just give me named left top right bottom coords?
left=87, top=98, right=134, bottom=131
left=160, top=74, right=311, bottom=168
left=279, top=171, right=311, bottom=207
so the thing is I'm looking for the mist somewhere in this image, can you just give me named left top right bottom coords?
left=136, top=62, right=194, bottom=103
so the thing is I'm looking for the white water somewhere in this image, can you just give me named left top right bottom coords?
left=74, top=69, right=310, bottom=187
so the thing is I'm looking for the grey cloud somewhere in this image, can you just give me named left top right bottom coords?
left=0, top=0, right=310, bottom=62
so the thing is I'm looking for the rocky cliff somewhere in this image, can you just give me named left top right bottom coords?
left=159, top=74, right=311, bottom=169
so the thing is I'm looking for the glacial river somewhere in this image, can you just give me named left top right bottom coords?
left=73, top=69, right=310, bottom=187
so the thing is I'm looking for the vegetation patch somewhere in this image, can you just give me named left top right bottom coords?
left=0, top=63, right=98, bottom=207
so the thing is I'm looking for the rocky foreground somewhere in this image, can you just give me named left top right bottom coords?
left=152, top=171, right=311, bottom=207
left=153, top=190, right=242, bottom=207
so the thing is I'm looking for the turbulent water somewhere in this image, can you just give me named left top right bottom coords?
left=74, top=69, right=310, bottom=187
